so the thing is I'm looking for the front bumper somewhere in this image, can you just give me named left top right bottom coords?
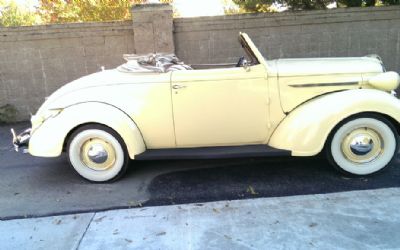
left=11, top=128, right=31, bottom=153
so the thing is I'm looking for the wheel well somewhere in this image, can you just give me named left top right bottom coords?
left=379, top=113, right=400, bottom=136
left=324, top=111, right=400, bottom=152
left=62, top=122, right=111, bottom=152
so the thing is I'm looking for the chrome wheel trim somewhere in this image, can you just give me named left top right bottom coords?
left=341, top=128, right=383, bottom=164
left=80, top=138, right=116, bottom=171
left=331, top=117, right=396, bottom=175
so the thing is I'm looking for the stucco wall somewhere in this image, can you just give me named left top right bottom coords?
left=174, top=6, right=400, bottom=72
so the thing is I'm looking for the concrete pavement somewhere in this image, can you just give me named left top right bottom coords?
left=1, top=188, right=400, bottom=250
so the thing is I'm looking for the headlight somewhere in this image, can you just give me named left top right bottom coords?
left=31, top=109, right=63, bottom=133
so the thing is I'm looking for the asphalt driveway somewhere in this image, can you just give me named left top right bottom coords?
left=1, top=122, right=400, bottom=220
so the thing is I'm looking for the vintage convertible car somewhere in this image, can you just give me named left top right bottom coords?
left=12, top=32, right=400, bottom=182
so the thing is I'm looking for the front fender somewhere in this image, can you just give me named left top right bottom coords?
left=29, top=102, right=146, bottom=159
left=268, top=89, right=400, bottom=156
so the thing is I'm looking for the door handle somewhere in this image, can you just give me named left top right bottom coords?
left=172, top=84, right=187, bottom=90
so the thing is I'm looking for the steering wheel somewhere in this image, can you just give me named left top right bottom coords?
left=236, top=56, right=245, bottom=67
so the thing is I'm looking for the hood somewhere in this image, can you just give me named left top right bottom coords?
left=275, top=56, right=384, bottom=77
left=274, top=56, right=389, bottom=113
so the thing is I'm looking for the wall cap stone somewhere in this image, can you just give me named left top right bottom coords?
left=132, top=3, right=172, bottom=12
left=0, top=21, right=133, bottom=42
left=174, top=5, right=400, bottom=23
left=173, top=6, right=400, bottom=33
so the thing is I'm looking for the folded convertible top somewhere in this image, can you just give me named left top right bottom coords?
left=118, top=53, right=193, bottom=73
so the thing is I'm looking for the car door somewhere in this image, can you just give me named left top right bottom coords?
left=170, top=64, right=269, bottom=147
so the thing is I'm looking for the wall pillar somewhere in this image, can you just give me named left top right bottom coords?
left=132, top=4, right=174, bottom=54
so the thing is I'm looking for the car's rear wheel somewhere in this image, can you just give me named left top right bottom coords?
left=67, top=124, right=129, bottom=182
left=327, top=114, right=398, bottom=175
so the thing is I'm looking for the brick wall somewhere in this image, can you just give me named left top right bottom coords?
left=174, top=6, right=400, bottom=73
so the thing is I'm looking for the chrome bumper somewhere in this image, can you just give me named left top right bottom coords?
left=11, top=128, right=31, bottom=153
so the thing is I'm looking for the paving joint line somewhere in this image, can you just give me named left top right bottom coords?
left=76, top=212, right=96, bottom=250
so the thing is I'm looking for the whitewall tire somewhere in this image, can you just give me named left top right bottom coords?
left=327, top=115, right=398, bottom=175
left=67, top=124, right=129, bottom=182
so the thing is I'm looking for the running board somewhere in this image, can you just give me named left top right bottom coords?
left=135, top=145, right=291, bottom=160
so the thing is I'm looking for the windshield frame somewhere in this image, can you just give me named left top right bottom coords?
left=239, top=32, right=268, bottom=70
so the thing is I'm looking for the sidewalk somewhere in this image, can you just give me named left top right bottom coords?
left=1, top=188, right=399, bottom=250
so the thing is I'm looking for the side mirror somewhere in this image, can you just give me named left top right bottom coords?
left=242, top=59, right=250, bottom=71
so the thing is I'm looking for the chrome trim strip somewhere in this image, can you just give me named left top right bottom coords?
left=288, top=82, right=359, bottom=88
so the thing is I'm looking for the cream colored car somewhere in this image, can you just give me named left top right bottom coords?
left=12, top=33, right=400, bottom=182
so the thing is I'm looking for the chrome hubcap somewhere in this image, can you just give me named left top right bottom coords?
left=341, top=128, right=384, bottom=164
left=81, top=138, right=116, bottom=171
left=349, top=135, right=374, bottom=156
left=87, top=144, right=108, bottom=164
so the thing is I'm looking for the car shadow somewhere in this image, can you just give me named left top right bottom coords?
left=141, top=155, right=400, bottom=207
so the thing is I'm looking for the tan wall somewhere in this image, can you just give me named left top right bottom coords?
left=1, top=5, right=400, bottom=121
left=0, top=4, right=174, bottom=121
left=0, top=21, right=135, bottom=120
left=174, top=6, right=400, bottom=73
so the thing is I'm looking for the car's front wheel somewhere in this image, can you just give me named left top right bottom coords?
left=67, top=124, right=129, bottom=182
left=327, top=114, right=398, bottom=175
